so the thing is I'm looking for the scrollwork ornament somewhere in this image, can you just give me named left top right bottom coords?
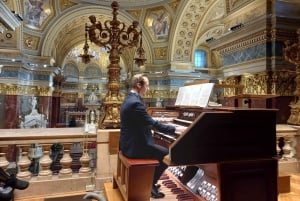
left=283, top=28, right=300, bottom=125
left=86, top=1, right=143, bottom=128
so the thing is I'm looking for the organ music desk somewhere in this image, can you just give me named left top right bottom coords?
left=148, top=106, right=278, bottom=201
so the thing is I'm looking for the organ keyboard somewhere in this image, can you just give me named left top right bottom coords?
left=148, top=106, right=278, bottom=201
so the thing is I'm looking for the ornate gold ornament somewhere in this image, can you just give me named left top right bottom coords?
left=284, top=28, right=300, bottom=125
left=86, top=1, right=145, bottom=128
left=78, top=24, right=94, bottom=64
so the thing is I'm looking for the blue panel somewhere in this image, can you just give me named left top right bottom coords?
left=223, top=44, right=267, bottom=66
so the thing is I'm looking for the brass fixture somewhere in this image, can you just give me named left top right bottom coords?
left=86, top=1, right=145, bottom=128
left=284, top=28, right=300, bottom=125
left=78, top=23, right=94, bottom=64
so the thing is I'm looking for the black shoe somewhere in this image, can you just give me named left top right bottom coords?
left=154, top=183, right=161, bottom=190
left=5, top=174, right=29, bottom=190
left=0, top=167, right=29, bottom=190
left=0, top=186, right=14, bottom=201
left=151, top=187, right=165, bottom=199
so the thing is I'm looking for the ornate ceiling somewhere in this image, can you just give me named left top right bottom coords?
left=71, top=0, right=167, bottom=7
left=17, top=0, right=185, bottom=67
left=1, top=0, right=300, bottom=73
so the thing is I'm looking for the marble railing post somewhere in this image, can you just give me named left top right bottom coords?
left=0, top=146, right=9, bottom=170
left=79, top=148, right=91, bottom=176
left=38, top=144, right=53, bottom=180
left=59, top=143, right=73, bottom=178
left=277, top=136, right=297, bottom=160
left=276, top=124, right=298, bottom=161
left=0, top=128, right=98, bottom=198
left=17, top=145, right=32, bottom=180
left=282, top=135, right=297, bottom=159
left=295, top=130, right=300, bottom=160
left=276, top=136, right=282, bottom=157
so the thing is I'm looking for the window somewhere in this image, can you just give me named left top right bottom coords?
left=194, top=49, right=207, bottom=68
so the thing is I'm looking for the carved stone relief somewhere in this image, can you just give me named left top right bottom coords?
left=173, top=0, right=215, bottom=62
left=23, top=33, right=40, bottom=50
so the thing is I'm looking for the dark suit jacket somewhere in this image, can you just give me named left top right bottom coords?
left=120, top=92, right=175, bottom=158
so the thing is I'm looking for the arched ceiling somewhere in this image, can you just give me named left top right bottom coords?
left=35, top=0, right=204, bottom=67
left=71, top=0, right=168, bottom=8
left=3, top=0, right=300, bottom=70
left=25, top=0, right=169, bottom=65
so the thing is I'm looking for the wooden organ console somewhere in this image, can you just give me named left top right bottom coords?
left=148, top=106, right=278, bottom=201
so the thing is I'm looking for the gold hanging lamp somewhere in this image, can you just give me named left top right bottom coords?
left=78, top=23, right=94, bottom=64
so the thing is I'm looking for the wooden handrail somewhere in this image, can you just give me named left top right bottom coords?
left=0, top=128, right=96, bottom=145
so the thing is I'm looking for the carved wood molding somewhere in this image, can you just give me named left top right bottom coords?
left=216, top=31, right=267, bottom=55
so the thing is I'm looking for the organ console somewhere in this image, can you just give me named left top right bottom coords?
left=148, top=106, right=278, bottom=201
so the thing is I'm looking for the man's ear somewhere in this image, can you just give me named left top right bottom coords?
left=137, top=83, right=141, bottom=89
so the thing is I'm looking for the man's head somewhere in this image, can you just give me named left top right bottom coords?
left=131, top=73, right=149, bottom=96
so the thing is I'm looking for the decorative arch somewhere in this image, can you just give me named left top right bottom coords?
left=170, top=0, right=218, bottom=63
left=63, top=63, right=79, bottom=82
left=84, top=66, right=102, bottom=78
left=41, top=5, right=152, bottom=66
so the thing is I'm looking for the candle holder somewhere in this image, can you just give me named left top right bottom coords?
left=86, top=1, right=145, bottom=128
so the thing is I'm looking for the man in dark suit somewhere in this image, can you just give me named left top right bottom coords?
left=120, top=73, right=176, bottom=199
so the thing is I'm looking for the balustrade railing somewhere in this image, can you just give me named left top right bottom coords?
left=0, top=128, right=96, bottom=180
left=0, top=125, right=299, bottom=199
left=276, top=124, right=300, bottom=166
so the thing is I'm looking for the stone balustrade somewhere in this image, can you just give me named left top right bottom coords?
left=0, top=128, right=96, bottom=178
left=276, top=124, right=300, bottom=173
left=0, top=127, right=108, bottom=199
left=0, top=126, right=299, bottom=199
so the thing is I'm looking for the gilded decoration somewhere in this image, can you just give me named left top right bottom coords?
left=144, top=7, right=171, bottom=42
left=59, top=0, right=77, bottom=12
left=222, top=76, right=242, bottom=97
left=146, top=89, right=178, bottom=99
left=270, top=71, right=296, bottom=96
left=0, top=83, right=52, bottom=96
left=168, top=0, right=180, bottom=12
left=283, top=28, right=300, bottom=125
left=23, top=0, right=55, bottom=30
left=86, top=1, right=144, bottom=128
left=126, top=10, right=142, bottom=20
left=61, top=93, right=78, bottom=104
left=224, top=71, right=296, bottom=96
left=154, top=47, right=168, bottom=60
left=0, top=29, right=17, bottom=48
left=23, top=33, right=40, bottom=50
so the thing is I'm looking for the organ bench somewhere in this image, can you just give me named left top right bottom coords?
left=112, top=151, right=159, bottom=201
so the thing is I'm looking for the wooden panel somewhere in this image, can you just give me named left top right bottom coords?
left=170, top=109, right=277, bottom=164
left=109, top=131, right=120, bottom=155
left=219, top=159, right=278, bottom=201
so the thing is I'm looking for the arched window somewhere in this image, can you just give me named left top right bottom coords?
left=194, top=49, right=207, bottom=68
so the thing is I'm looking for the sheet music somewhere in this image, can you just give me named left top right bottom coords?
left=175, top=83, right=214, bottom=107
